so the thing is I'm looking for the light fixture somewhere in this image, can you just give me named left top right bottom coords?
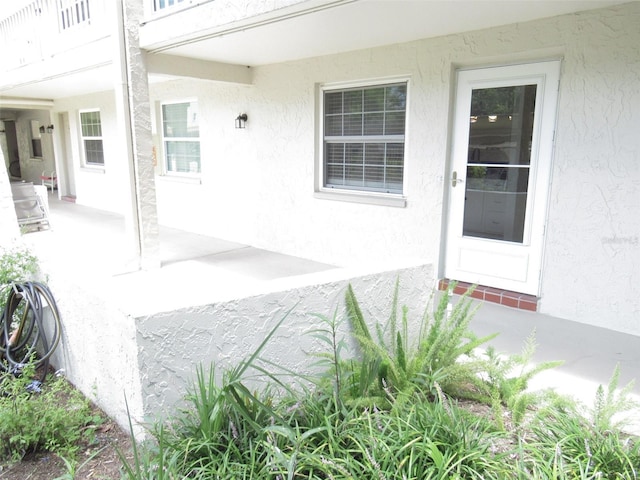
left=46, top=124, right=54, bottom=133
left=488, top=115, right=498, bottom=123
left=235, top=113, right=248, bottom=129
left=469, top=115, right=478, bottom=123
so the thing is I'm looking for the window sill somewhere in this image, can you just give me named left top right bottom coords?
left=80, top=166, right=105, bottom=173
left=156, top=174, right=202, bottom=185
left=314, top=190, right=406, bottom=208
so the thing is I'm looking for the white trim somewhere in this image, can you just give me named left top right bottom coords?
left=314, top=190, right=406, bottom=207
left=78, top=108, right=104, bottom=167
left=159, top=98, right=200, bottom=177
left=444, top=60, right=561, bottom=295
left=315, top=76, right=410, bottom=206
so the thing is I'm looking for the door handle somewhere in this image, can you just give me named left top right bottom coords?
left=452, top=171, right=464, bottom=187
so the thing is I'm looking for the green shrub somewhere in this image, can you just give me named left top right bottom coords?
left=343, top=280, right=497, bottom=407
left=480, top=330, right=563, bottom=429
left=0, top=245, right=39, bottom=310
left=0, top=361, right=100, bottom=463
left=119, top=284, right=640, bottom=479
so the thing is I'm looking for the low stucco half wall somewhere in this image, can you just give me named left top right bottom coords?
left=45, top=275, right=145, bottom=437
left=136, top=263, right=434, bottom=420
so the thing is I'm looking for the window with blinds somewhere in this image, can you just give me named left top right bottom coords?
left=161, top=101, right=200, bottom=174
left=323, top=82, right=406, bottom=194
left=80, top=110, right=104, bottom=166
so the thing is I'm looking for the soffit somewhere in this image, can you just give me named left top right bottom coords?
left=145, top=0, right=630, bottom=66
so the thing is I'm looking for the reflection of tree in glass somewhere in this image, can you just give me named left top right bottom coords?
left=471, top=87, right=516, bottom=116
left=468, top=165, right=486, bottom=178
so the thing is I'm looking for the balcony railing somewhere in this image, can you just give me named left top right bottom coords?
left=152, top=0, right=186, bottom=13
left=0, top=0, right=109, bottom=73
left=59, top=0, right=92, bottom=30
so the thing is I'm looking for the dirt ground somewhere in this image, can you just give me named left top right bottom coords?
left=0, top=404, right=135, bottom=480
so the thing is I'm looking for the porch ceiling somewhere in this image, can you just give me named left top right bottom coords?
left=145, top=0, right=629, bottom=66
left=0, top=0, right=629, bottom=101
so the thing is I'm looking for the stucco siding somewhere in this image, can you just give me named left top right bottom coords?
left=136, top=263, right=433, bottom=418
left=53, top=91, right=133, bottom=213
left=148, top=3, right=639, bottom=334
left=44, top=274, right=146, bottom=436
left=539, top=4, right=640, bottom=333
left=42, top=2, right=640, bottom=335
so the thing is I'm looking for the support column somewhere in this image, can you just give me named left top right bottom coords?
left=112, top=0, right=160, bottom=270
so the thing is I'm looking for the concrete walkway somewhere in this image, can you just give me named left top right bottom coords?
left=470, top=299, right=640, bottom=434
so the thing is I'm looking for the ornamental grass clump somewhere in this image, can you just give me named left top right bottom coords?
left=342, top=279, right=497, bottom=408
left=119, top=282, right=640, bottom=479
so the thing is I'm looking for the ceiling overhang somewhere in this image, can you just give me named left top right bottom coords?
left=141, top=0, right=630, bottom=67
left=0, top=0, right=631, bottom=102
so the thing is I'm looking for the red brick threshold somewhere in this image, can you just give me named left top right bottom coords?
left=438, top=279, right=538, bottom=312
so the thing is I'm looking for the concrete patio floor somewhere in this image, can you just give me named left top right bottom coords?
left=24, top=193, right=339, bottom=315
left=20, top=192, right=640, bottom=434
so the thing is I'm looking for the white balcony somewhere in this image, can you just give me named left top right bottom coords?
left=1, top=0, right=628, bottom=100
left=0, top=0, right=112, bottom=98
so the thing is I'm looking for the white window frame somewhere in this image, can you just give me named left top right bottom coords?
left=160, top=99, right=200, bottom=177
left=315, top=78, right=409, bottom=207
left=79, top=109, right=104, bottom=167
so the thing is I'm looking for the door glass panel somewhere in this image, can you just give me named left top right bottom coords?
left=463, top=84, right=537, bottom=242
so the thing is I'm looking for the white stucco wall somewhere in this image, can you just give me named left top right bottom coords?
left=536, top=6, right=640, bottom=334
left=136, top=263, right=434, bottom=419
left=42, top=272, right=146, bottom=437
left=147, top=4, right=639, bottom=333
left=12, top=110, right=56, bottom=185
left=53, top=91, right=133, bottom=213
left=40, top=3, right=639, bottom=335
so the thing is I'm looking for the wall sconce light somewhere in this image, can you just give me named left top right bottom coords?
left=46, top=125, right=54, bottom=133
left=488, top=115, right=498, bottom=123
left=235, top=113, right=248, bottom=129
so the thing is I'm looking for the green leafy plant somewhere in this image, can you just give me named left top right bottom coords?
left=343, top=279, right=497, bottom=407
left=116, top=286, right=640, bottom=479
left=481, top=330, right=563, bottom=428
left=54, top=445, right=107, bottom=480
left=0, top=361, right=100, bottom=463
left=592, top=363, right=638, bottom=433
left=0, top=245, right=39, bottom=310
left=524, top=401, right=640, bottom=478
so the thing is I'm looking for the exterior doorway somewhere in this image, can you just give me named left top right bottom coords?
left=445, top=61, right=560, bottom=295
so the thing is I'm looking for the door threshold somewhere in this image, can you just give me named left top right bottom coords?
left=438, top=279, right=538, bottom=312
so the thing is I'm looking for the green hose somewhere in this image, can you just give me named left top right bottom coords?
left=0, top=282, right=62, bottom=384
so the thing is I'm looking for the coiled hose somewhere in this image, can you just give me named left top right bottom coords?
left=0, top=282, right=62, bottom=385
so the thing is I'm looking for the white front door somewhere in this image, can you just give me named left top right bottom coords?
left=445, top=61, right=560, bottom=295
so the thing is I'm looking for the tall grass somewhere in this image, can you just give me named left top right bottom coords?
left=120, top=282, right=639, bottom=479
